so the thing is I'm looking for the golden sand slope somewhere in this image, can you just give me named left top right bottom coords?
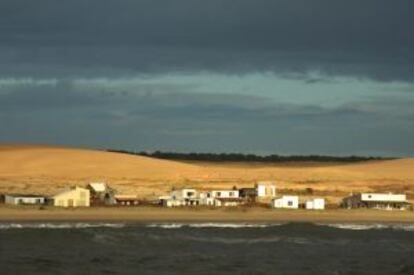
left=0, top=145, right=413, bottom=201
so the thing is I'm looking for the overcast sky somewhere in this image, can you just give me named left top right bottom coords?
left=1, top=0, right=414, bottom=156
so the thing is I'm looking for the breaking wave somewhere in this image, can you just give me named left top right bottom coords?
left=0, top=223, right=125, bottom=230
left=322, top=223, right=414, bottom=231
left=146, top=223, right=281, bottom=229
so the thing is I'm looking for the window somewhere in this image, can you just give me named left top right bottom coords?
left=229, top=192, right=235, bottom=197
left=288, top=201, right=293, bottom=206
left=216, top=192, right=221, bottom=197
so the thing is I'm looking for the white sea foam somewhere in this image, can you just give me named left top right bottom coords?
left=322, top=223, right=414, bottom=231
left=146, top=223, right=281, bottom=229
left=0, top=223, right=125, bottom=230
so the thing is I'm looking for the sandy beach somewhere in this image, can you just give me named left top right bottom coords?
left=1, top=206, right=413, bottom=223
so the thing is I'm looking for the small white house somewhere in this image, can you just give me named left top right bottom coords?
left=305, top=198, right=325, bottom=210
left=256, top=182, right=276, bottom=198
left=5, top=194, right=46, bottom=205
left=271, top=196, right=299, bottom=209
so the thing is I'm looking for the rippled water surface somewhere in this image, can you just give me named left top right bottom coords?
left=1, top=222, right=413, bottom=274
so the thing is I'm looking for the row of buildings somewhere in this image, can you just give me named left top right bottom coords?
left=1, top=183, right=139, bottom=208
left=1, top=181, right=412, bottom=210
left=159, top=182, right=412, bottom=211
left=158, top=183, right=326, bottom=210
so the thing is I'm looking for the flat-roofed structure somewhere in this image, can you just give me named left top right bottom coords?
left=271, top=195, right=299, bottom=209
left=305, top=198, right=325, bottom=210
left=4, top=194, right=46, bottom=205
left=342, top=193, right=410, bottom=210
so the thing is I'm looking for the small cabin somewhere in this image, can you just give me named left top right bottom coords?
left=271, top=196, right=299, bottom=209
left=4, top=194, right=46, bottom=205
left=87, top=182, right=116, bottom=205
left=305, top=198, right=325, bottom=210
left=114, top=195, right=139, bottom=206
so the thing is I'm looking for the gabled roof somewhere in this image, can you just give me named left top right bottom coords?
left=88, top=182, right=107, bottom=192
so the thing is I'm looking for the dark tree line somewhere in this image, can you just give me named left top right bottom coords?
left=106, top=149, right=391, bottom=163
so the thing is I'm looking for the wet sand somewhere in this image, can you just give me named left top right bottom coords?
left=0, top=206, right=413, bottom=223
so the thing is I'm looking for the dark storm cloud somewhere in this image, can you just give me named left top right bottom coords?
left=1, top=80, right=413, bottom=155
left=1, top=0, right=414, bottom=80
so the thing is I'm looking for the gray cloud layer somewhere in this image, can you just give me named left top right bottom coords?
left=1, top=0, right=414, bottom=80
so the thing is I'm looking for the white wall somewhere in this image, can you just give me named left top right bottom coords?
left=361, top=193, right=406, bottom=202
left=53, top=187, right=90, bottom=207
left=272, top=196, right=299, bottom=209
left=256, top=183, right=276, bottom=197
left=209, top=190, right=239, bottom=198
left=306, top=198, right=325, bottom=210
left=171, top=189, right=197, bottom=200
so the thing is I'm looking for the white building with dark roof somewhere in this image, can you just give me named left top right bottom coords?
left=4, top=194, right=46, bottom=205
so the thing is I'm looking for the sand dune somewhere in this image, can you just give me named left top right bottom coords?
left=0, top=145, right=413, bottom=201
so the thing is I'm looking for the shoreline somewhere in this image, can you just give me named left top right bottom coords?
left=1, top=206, right=414, bottom=224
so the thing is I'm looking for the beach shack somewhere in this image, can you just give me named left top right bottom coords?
left=87, top=182, right=116, bottom=205
left=114, top=195, right=139, bottom=206
left=271, top=196, right=299, bottom=209
left=342, top=193, right=409, bottom=210
left=52, top=186, right=90, bottom=207
left=4, top=194, right=46, bottom=205
left=305, top=198, right=325, bottom=210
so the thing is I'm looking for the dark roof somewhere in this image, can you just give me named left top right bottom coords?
left=5, top=194, right=45, bottom=198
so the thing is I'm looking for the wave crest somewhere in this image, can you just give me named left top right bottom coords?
left=0, top=223, right=125, bottom=230
left=146, top=223, right=281, bottom=229
left=323, top=223, right=414, bottom=231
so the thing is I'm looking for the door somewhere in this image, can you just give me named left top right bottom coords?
left=68, top=199, right=74, bottom=207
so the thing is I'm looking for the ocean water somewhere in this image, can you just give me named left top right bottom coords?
left=0, top=222, right=413, bottom=275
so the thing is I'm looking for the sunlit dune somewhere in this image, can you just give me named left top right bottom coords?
left=0, top=145, right=413, bottom=202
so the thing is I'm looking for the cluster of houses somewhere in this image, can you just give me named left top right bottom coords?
left=0, top=181, right=412, bottom=211
left=0, top=183, right=139, bottom=208
left=158, top=182, right=325, bottom=210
